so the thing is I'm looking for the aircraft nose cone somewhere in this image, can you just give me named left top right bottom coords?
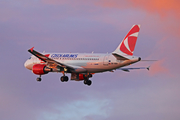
left=24, top=60, right=32, bottom=70
left=24, top=60, right=28, bottom=68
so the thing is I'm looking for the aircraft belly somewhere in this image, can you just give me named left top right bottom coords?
left=82, top=63, right=116, bottom=73
left=63, top=61, right=87, bottom=67
left=86, top=68, right=107, bottom=73
left=82, top=60, right=135, bottom=73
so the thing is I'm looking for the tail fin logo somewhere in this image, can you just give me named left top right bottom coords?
left=120, top=25, right=140, bottom=56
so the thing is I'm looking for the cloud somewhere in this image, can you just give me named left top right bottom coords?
left=95, top=0, right=180, bottom=19
left=38, top=98, right=111, bottom=120
left=40, top=0, right=180, bottom=40
left=145, top=36, right=180, bottom=77
left=149, top=60, right=169, bottom=76
left=41, top=0, right=180, bottom=19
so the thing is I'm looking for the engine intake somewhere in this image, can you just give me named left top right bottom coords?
left=32, top=64, right=52, bottom=75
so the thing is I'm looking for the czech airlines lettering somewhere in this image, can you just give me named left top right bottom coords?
left=24, top=24, right=150, bottom=86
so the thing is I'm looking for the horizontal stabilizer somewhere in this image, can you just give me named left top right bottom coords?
left=140, top=60, right=157, bottom=61
left=118, top=66, right=150, bottom=72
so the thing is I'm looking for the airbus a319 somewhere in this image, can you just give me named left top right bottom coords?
left=24, top=25, right=149, bottom=86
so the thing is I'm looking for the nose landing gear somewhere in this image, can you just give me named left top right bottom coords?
left=36, top=75, right=42, bottom=82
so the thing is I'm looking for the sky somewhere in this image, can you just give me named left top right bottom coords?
left=0, top=0, right=180, bottom=120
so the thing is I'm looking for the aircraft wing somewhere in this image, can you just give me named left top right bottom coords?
left=28, top=47, right=74, bottom=70
left=118, top=66, right=150, bottom=72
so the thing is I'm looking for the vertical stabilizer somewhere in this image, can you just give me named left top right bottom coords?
left=112, top=25, right=140, bottom=56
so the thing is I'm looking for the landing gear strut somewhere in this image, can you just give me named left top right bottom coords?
left=36, top=75, right=41, bottom=82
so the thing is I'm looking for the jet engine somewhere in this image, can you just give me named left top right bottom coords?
left=32, top=64, right=52, bottom=75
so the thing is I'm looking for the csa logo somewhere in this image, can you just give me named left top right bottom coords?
left=120, top=25, right=140, bottom=56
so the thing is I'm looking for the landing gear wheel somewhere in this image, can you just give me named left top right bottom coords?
left=37, top=77, right=41, bottom=82
left=60, top=76, right=69, bottom=82
left=60, top=76, right=64, bottom=82
left=84, top=80, right=92, bottom=86
left=87, top=80, right=92, bottom=86
left=64, top=76, right=68, bottom=82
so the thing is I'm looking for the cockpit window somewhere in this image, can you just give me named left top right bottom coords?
left=28, top=57, right=31, bottom=59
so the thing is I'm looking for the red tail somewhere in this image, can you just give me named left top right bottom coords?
left=112, top=25, right=140, bottom=56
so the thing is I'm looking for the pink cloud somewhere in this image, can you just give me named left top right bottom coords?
left=40, top=0, right=180, bottom=38
left=145, top=37, right=179, bottom=77
left=41, top=0, right=180, bottom=19
left=95, top=0, right=180, bottom=19
left=149, top=59, right=169, bottom=76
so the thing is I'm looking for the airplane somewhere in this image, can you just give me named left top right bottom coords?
left=24, top=24, right=149, bottom=86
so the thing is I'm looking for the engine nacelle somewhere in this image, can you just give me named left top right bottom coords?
left=32, top=64, right=52, bottom=75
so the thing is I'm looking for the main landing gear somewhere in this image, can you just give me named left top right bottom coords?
left=83, top=74, right=92, bottom=86
left=60, top=76, right=69, bottom=82
left=84, top=80, right=92, bottom=86
left=60, top=72, right=68, bottom=82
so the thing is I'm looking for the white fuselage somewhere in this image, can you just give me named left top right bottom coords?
left=24, top=53, right=140, bottom=73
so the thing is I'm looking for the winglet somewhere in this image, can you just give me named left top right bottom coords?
left=29, top=47, right=34, bottom=52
